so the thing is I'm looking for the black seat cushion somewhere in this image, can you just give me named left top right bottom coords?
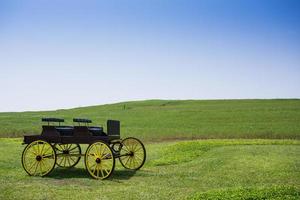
left=88, top=127, right=106, bottom=136
left=55, top=126, right=74, bottom=136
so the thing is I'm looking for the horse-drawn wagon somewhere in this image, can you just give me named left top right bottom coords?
left=21, top=118, right=146, bottom=179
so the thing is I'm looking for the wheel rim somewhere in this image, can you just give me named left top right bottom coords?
left=22, top=140, right=56, bottom=176
left=55, top=144, right=81, bottom=168
left=119, top=137, right=146, bottom=170
left=85, top=141, right=115, bottom=179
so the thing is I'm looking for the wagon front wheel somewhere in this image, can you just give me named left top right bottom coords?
left=85, top=141, right=115, bottom=179
left=119, top=137, right=146, bottom=170
left=22, top=140, right=56, bottom=176
left=54, top=144, right=81, bottom=168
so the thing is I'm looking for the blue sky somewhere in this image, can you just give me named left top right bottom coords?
left=0, top=0, right=299, bottom=111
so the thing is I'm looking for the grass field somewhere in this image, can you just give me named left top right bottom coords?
left=0, top=99, right=300, bottom=140
left=0, top=138, right=299, bottom=200
left=1, top=99, right=299, bottom=199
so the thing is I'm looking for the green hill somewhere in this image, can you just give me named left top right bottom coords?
left=0, top=99, right=300, bottom=140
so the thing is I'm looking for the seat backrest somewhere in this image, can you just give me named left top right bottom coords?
left=107, top=120, right=120, bottom=136
left=42, top=126, right=60, bottom=137
left=73, top=118, right=92, bottom=123
left=73, top=126, right=92, bottom=137
left=42, top=118, right=64, bottom=123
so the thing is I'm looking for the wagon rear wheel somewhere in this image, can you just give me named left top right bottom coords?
left=22, top=140, right=56, bottom=176
left=119, top=137, right=146, bottom=170
left=85, top=141, right=115, bottom=179
left=54, top=144, right=81, bottom=168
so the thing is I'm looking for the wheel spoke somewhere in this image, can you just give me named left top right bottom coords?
left=40, top=143, right=45, bottom=154
left=134, top=154, right=143, bottom=161
left=69, top=156, right=76, bottom=163
left=104, top=168, right=109, bottom=175
left=43, top=145, right=52, bottom=155
left=37, top=143, right=41, bottom=155
left=124, top=156, right=131, bottom=166
left=100, top=167, right=104, bottom=178
left=58, top=144, right=64, bottom=151
left=69, top=146, right=78, bottom=152
left=121, top=147, right=130, bottom=153
left=90, top=163, right=96, bottom=170
left=134, top=146, right=143, bottom=152
left=130, top=143, right=137, bottom=152
left=63, top=156, right=67, bottom=166
left=33, top=161, right=39, bottom=174
left=41, top=159, right=49, bottom=172
left=123, top=144, right=131, bottom=152
left=28, top=161, right=37, bottom=172
left=96, top=165, right=100, bottom=177
left=59, top=157, right=64, bottom=166
left=98, top=144, right=103, bottom=157
left=39, top=161, right=43, bottom=175
left=93, top=164, right=97, bottom=174
left=32, top=145, right=39, bottom=155
left=67, top=157, right=71, bottom=166
left=40, top=160, right=46, bottom=173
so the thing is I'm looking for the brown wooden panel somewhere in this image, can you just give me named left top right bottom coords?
left=60, top=136, right=109, bottom=144
left=23, top=135, right=61, bottom=144
left=41, top=126, right=60, bottom=137
left=73, top=126, right=91, bottom=137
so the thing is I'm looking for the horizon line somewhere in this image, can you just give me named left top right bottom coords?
left=1, top=98, right=299, bottom=113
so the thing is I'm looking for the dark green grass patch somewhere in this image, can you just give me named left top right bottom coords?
left=149, top=139, right=300, bottom=166
left=188, top=186, right=300, bottom=200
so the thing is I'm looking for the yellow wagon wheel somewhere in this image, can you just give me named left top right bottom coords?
left=85, top=141, right=115, bottom=179
left=54, top=144, right=81, bottom=168
left=21, top=140, right=56, bottom=176
left=119, top=137, right=146, bottom=170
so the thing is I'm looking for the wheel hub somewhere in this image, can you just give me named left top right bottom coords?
left=63, top=150, right=69, bottom=154
left=36, top=155, right=42, bottom=161
left=129, top=151, right=134, bottom=156
left=95, top=158, right=101, bottom=163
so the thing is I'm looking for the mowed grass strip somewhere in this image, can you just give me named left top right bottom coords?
left=0, top=139, right=299, bottom=200
left=0, top=99, right=300, bottom=140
